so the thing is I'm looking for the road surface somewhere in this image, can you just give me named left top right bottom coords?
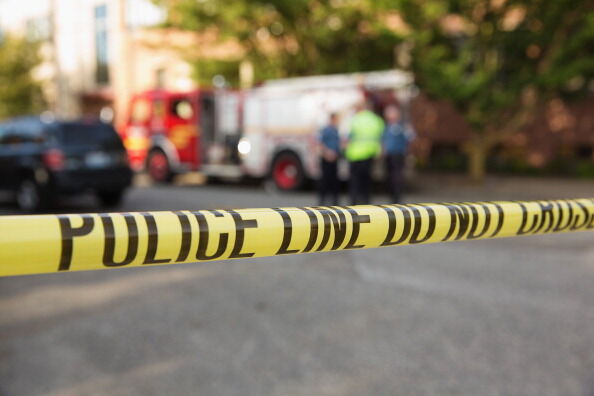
left=1, top=176, right=594, bottom=396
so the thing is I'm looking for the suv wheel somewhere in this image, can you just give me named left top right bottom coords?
left=16, top=179, right=49, bottom=212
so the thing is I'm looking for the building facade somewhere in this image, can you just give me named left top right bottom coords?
left=0, top=0, right=199, bottom=124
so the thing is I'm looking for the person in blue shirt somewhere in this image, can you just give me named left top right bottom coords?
left=382, top=105, right=415, bottom=203
left=318, top=113, right=341, bottom=205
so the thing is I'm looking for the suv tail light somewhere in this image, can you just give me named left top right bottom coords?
left=43, top=149, right=65, bottom=171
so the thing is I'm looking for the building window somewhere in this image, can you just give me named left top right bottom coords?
left=156, top=68, right=165, bottom=88
left=94, top=4, right=109, bottom=85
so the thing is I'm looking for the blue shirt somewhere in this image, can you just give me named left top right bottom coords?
left=383, top=122, right=414, bottom=155
left=319, top=125, right=340, bottom=154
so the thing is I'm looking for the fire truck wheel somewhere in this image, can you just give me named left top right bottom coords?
left=270, top=151, right=305, bottom=191
left=147, top=149, right=174, bottom=183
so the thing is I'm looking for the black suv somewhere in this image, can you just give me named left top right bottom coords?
left=0, top=117, right=133, bottom=212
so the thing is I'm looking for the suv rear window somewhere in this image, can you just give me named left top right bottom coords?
left=57, top=123, right=122, bottom=146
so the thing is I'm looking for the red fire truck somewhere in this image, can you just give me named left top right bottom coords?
left=122, top=89, right=241, bottom=181
left=121, top=70, right=414, bottom=190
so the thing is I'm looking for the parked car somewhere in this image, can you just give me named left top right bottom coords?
left=0, top=116, right=133, bottom=212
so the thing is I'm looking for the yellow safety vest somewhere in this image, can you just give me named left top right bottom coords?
left=345, top=110, right=385, bottom=162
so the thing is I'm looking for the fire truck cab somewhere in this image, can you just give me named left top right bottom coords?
left=122, top=89, right=242, bottom=182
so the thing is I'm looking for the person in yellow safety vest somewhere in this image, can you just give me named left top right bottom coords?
left=345, top=101, right=385, bottom=205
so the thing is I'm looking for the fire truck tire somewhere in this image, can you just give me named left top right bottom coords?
left=270, top=151, right=305, bottom=191
left=147, top=149, right=174, bottom=184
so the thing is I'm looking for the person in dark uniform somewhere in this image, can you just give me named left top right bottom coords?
left=382, top=105, right=415, bottom=203
left=318, top=113, right=341, bottom=205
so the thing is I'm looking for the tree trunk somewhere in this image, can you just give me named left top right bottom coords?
left=467, top=140, right=488, bottom=182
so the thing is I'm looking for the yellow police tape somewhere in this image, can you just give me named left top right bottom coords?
left=0, top=198, right=593, bottom=277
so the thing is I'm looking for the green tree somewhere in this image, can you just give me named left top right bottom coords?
left=392, top=0, right=594, bottom=180
left=0, top=35, right=44, bottom=119
left=160, top=0, right=402, bottom=84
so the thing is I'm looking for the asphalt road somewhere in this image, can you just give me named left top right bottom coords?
left=1, top=176, right=594, bottom=396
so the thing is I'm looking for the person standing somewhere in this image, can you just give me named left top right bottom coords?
left=382, top=105, right=415, bottom=203
left=318, top=112, right=341, bottom=205
left=345, top=101, right=385, bottom=205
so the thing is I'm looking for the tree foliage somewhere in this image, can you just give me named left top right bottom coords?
left=0, top=35, right=44, bottom=119
left=392, top=0, right=594, bottom=179
left=161, top=0, right=593, bottom=179
left=161, top=0, right=402, bottom=83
